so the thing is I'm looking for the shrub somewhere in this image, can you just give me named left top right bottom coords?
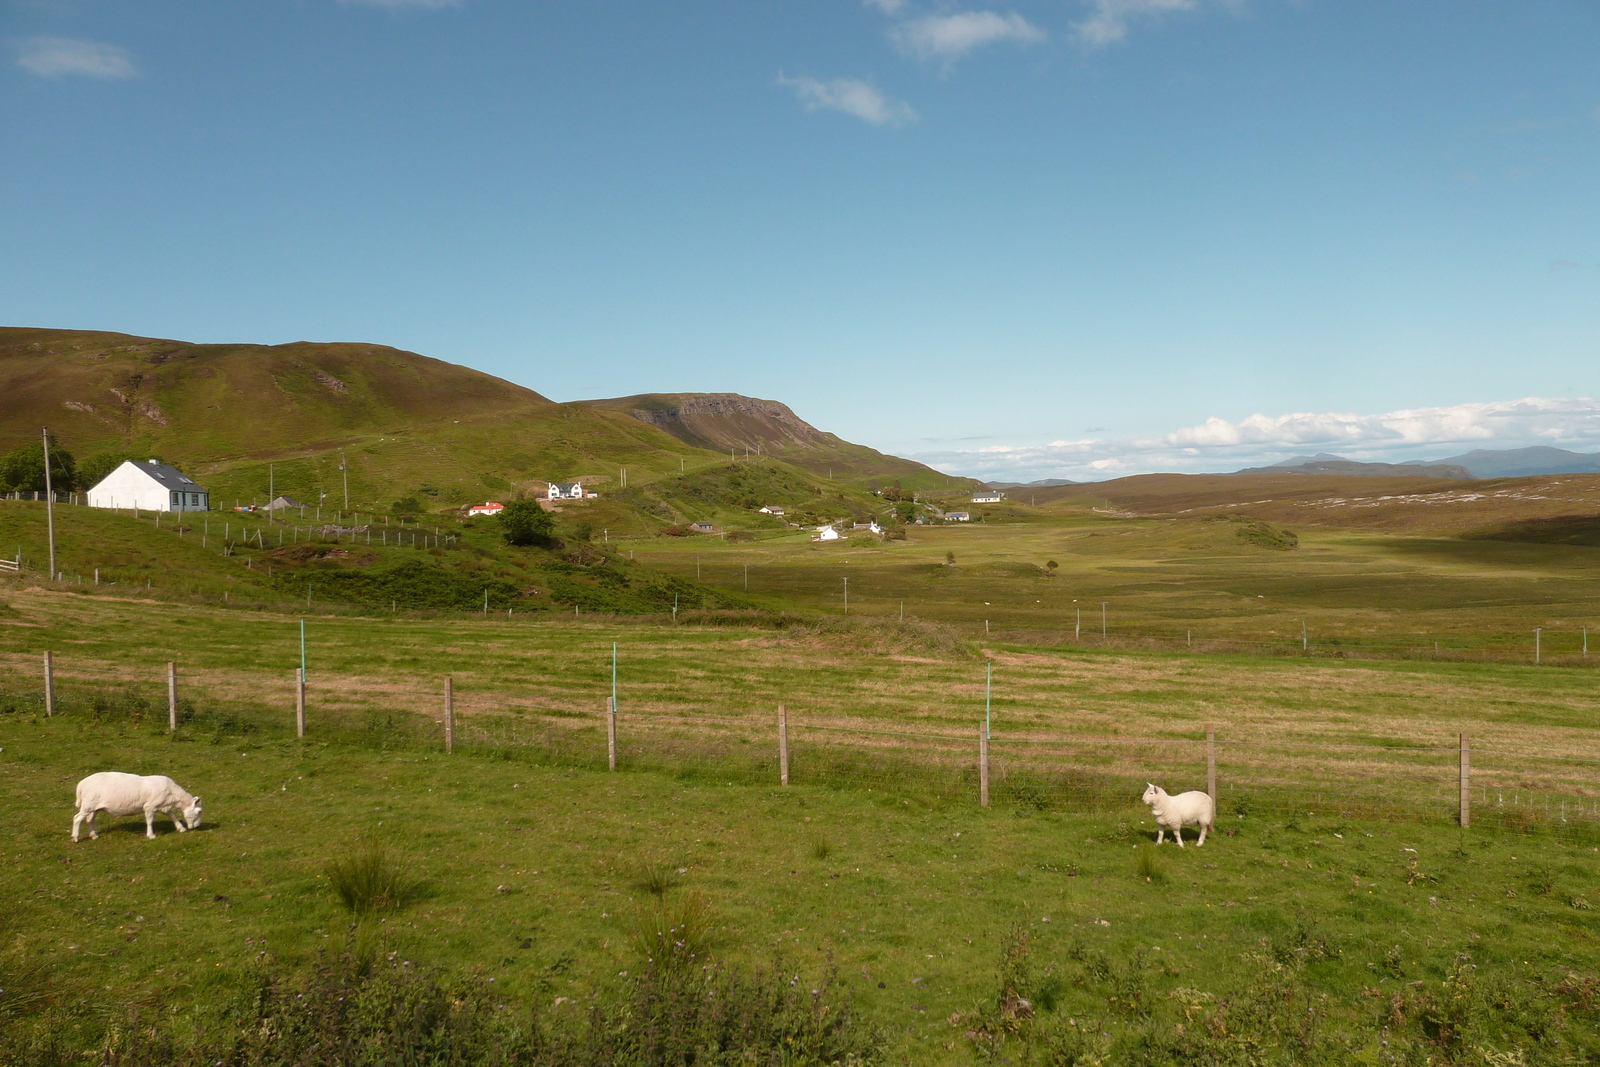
left=500, top=500, right=556, bottom=547
left=325, top=840, right=417, bottom=916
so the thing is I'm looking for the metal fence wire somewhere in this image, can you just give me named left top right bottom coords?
left=2, top=653, right=1598, bottom=842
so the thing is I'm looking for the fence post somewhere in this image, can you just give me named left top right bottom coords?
left=1207, top=727, right=1216, bottom=803
left=295, top=668, right=306, bottom=738
left=167, top=661, right=178, bottom=731
left=43, top=651, right=55, bottom=717
left=779, top=704, right=789, bottom=786
left=606, top=696, right=617, bottom=771
left=979, top=728, right=989, bottom=808
left=445, top=676, right=455, bottom=754
left=1459, top=734, right=1470, bottom=829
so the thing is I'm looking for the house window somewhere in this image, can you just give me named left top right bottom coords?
left=172, top=492, right=181, bottom=505
left=190, top=493, right=200, bottom=506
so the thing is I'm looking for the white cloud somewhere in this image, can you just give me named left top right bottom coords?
left=891, top=11, right=1046, bottom=62
left=16, top=36, right=136, bottom=79
left=904, top=397, right=1600, bottom=481
left=1072, top=0, right=1199, bottom=47
left=777, top=74, right=918, bottom=127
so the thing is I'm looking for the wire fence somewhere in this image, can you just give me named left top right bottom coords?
left=2, top=651, right=1598, bottom=843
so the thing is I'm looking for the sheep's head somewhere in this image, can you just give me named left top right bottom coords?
left=183, top=796, right=203, bottom=830
left=1141, top=783, right=1164, bottom=806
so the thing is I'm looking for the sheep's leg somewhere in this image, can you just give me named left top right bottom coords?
left=1173, top=824, right=1185, bottom=848
left=1154, top=827, right=1165, bottom=845
left=84, top=810, right=100, bottom=840
left=71, top=809, right=87, bottom=843
left=1197, top=821, right=1208, bottom=847
left=144, top=808, right=158, bottom=839
left=169, top=807, right=188, bottom=832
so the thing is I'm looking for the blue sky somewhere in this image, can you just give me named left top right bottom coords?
left=4, top=1, right=1597, bottom=481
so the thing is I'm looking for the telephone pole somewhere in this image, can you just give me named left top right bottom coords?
left=340, top=453, right=348, bottom=510
left=42, top=428, right=57, bottom=581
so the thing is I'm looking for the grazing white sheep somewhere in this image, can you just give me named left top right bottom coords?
left=72, top=772, right=203, bottom=842
left=1141, top=782, right=1214, bottom=848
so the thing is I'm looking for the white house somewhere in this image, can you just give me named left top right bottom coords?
left=813, top=525, right=842, bottom=541
left=689, top=521, right=716, bottom=533
left=467, top=501, right=505, bottom=517
left=945, top=511, right=971, bottom=522
left=87, top=460, right=209, bottom=513
left=758, top=505, right=785, bottom=516
left=851, top=521, right=883, bottom=534
left=971, top=491, right=1004, bottom=504
left=548, top=482, right=586, bottom=500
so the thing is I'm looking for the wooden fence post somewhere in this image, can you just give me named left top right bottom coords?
left=445, top=676, right=455, bottom=754
left=779, top=704, right=789, bottom=786
left=1459, top=734, right=1470, bottom=829
left=43, top=651, right=54, bottom=717
left=167, top=662, right=178, bottom=732
left=606, top=696, right=617, bottom=771
left=979, top=728, right=989, bottom=808
left=1207, top=727, right=1216, bottom=803
left=295, top=668, right=306, bottom=738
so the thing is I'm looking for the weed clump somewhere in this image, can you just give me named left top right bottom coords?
left=810, top=837, right=833, bottom=861
left=631, top=862, right=683, bottom=897
left=625, top=891, right=717, bottom=972
left=325, top=840, right=417, bottom=916
left=1136, top=843, right=1166, bottom=883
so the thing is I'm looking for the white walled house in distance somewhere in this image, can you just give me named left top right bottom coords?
left=944, top=511, right=971, bottom=522
left=87, top=460, right=210, bottom=512
left=971, top=491, right=1004, bottom=504
left=813, top=525, right=842, bottom=541
left=547, top=482, right=598, bottom=501
left=758, top=505, right=785, bottom=516
left=467, top=501, right=505, bottom=517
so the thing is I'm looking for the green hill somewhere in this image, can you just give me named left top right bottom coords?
left=0, top=328, right=966, bottom=514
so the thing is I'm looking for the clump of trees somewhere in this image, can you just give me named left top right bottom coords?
left=0, top=440, right=77, bottom=493
left=499, top=500, right=556, bottom=547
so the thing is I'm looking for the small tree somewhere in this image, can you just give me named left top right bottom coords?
left=0, top=441, right=76, bottom=493
left=945, top=550, right=956, bottom=566
left=500, top=500, right=555, bottom=547
left=1046, top=560, right=1059, bottom=575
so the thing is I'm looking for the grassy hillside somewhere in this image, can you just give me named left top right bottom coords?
left=1, top=329, right=967, bottom=514
left=577, top=392, right=977, bottom=492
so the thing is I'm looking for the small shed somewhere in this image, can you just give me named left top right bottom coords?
left=86, top=460, right=210, bottom=513
left=758, top=505, right=786, bottom=516
left=265, top=495, right=308, bottom=511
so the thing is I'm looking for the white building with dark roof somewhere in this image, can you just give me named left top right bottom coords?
left=86, top=460, right=210, bottom=513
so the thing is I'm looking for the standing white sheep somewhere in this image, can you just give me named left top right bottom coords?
left=72, top=772, right=203, bottom=842
left=1141, top=783, right=1214, bottom=847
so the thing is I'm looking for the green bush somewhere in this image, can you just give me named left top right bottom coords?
left=500, top=499, right=555, bottom=547
left=325, top=840, right=418, bottom=916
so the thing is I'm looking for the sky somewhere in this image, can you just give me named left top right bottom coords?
left=3, top=0, right=1598, bottom=482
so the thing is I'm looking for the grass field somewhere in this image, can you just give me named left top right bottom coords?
left=3, top=687, right=1600, bottom=1063
left=4, top=481, right=1600, bottom=1062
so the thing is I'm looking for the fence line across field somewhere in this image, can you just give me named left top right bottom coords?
left=6, top=650, right=1600, bottom=839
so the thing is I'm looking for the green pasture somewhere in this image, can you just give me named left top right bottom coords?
left=2, top=705, right=1599, bottom=1063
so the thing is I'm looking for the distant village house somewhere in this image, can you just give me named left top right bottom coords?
left=757, top=505, right=785, bottom=516
left=86, top=460, right=209, bottom=513
left=689, top=521, right=716, bottom=533
left=547, top=482, right=598, bottom=501
left=945, top=511, right=971, bottom=522
left=265, top=495, right=308, bottom=511
left=813, top=525, right=842, bottom=541
left=971, top=491, right=1004, bottom=504
left=467, top=501, right=505, bottom=516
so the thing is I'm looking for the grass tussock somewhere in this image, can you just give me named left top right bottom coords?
left=810, top=837, right=833, bottom=861
left=325, top=840, right=418, bottom=917
left=630, top=862, right=683, bottom=897
left=625, top=891, right=718, bottom=973
left=1136, top=843, right=1166, bottom=883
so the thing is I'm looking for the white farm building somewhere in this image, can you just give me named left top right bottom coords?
left=86, top=460, right=210, bottom=513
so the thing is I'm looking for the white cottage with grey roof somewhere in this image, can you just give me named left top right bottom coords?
left=86, top=460, right=210, bottom=513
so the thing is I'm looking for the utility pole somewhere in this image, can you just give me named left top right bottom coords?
left=41, top=428, right=56, bottom=581
left=842, top=576, right=849, bottom=615
left=340, top=452, right=348, bottom=510
left=1302, top=620, right=1308, bottom=651
left=269, top=463, right=274, bottom=511
left=1101, top=602, right=1108, bottom=638
left=743, top=563, right=748, bottom=591
left=1534, top=627, right=1542, bottom=665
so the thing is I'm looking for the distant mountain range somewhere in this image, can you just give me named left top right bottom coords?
left=1234, top=446, right=1600, bottom=480
left=984, top=478, right=1081, bottom=490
